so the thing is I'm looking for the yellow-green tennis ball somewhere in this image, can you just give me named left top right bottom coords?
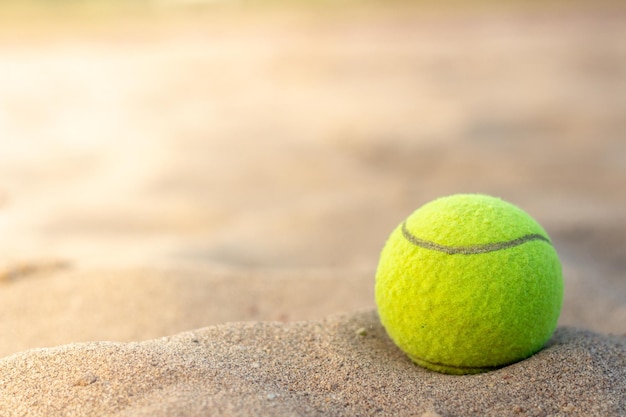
left=375, top=194, right=563, bottom=375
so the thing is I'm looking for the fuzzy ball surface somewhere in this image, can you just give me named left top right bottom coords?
left=375, top=194, right=563, bottom=375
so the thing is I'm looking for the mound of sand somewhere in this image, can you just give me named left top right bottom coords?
left=0, top=311, right=624, bottom=417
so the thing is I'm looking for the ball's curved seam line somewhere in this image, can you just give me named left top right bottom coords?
left=401, top=221, right=551, bottom=255
left=408, top=353, right=504, bottom=372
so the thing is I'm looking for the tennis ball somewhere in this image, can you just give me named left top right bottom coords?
left=375, top=194, right=563, bottom=375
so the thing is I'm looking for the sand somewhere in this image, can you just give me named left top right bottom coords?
left=0, top=3, right=625, bottom=416
left=0, top=311, right=624, bottom=416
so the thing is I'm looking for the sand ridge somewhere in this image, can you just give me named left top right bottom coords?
left=0, top=311, right=624, bottom=416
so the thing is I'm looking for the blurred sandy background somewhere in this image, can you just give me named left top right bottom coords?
left=0, top=0, right=625, bottom=355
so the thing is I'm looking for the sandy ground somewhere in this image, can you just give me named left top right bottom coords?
left=0, top=4, right=624, bottom=416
